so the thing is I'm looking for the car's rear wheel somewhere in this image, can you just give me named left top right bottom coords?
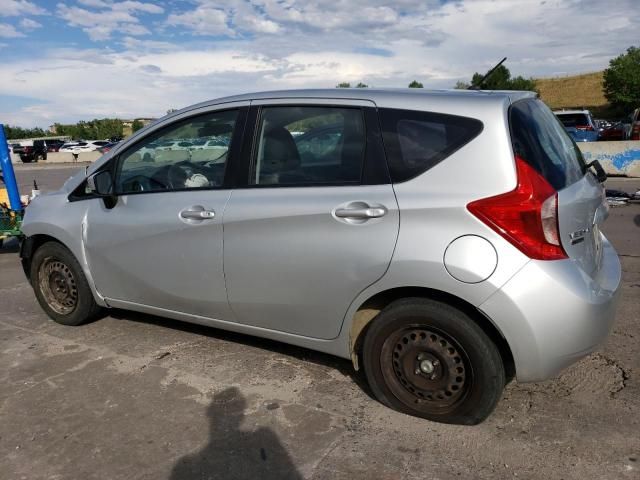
left=362, top=298, right=505, bottom=425
left=30, top=241, right=101, bottom=326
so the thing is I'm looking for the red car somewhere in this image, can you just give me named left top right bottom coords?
left=630, top=108, right=640, bottom=140
left=600, top=122, right=626, bottom=141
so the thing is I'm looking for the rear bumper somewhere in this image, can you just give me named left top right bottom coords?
left=479, top=234, right=621, bottom=382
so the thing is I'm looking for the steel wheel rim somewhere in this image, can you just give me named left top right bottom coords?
left=380, top=326, right=471, bottom=413
left=38, top=257, right=78, bottom=315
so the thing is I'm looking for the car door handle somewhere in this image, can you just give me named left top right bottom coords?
left=334, top=207, right=387, bottom=219
left=180, top=208, right=215, bottom=220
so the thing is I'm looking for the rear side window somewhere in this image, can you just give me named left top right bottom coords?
left=251, top=106, right=365, bottom=186
left=379, top=108, right=483, bottom=183
left=510, top=99, right=585, bottom=190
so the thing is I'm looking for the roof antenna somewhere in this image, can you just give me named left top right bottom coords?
left=468, top=57, right=507, bottom=90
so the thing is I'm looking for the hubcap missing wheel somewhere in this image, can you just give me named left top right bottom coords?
left=382, top=328, right=468, bottom=411
left=38, top=257, right=78, bottom=315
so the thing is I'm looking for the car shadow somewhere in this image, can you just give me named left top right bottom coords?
left=170, top=386, right=303, bottom=480
left=108, top=309, right=374, bottom=399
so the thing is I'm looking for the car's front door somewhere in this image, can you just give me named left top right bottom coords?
left=223, top=101, right=399, bottom=339
left=84, top=105, right=246, bottom=320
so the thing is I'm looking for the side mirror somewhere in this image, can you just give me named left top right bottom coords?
left=87, top=170, right=114, bottom=195
left=586, top=160, right=607, bottom=183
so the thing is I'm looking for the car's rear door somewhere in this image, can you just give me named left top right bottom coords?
left=510, top=99, right=607, bottom=276
left=222, top=100, right=399, bottom=340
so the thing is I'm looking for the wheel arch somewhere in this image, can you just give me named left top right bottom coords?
left=20, top=234, right=72, bottom=280
left=348, top=286, right=515, bottom=381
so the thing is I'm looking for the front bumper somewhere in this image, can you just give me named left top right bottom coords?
left=479, top=235, right=622, bottom=382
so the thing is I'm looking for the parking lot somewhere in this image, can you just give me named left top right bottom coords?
left=1, top=164, right=639, bottom=479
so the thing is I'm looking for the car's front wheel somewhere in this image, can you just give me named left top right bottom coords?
left=30, top=241, right=101, bottom=326
left=362, top=298, right=505, bottom=425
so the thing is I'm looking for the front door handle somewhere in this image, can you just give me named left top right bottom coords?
left=334, top=206, right=387, bottom=219
left=180, top=208, right=215, bottom=220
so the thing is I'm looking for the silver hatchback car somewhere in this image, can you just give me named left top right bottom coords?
left=20, top=89, right=621, bottom=424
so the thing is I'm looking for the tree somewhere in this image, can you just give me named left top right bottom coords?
left=408, top=80, right=423, bottom=88
left=468, top=64, right=536, bottom=91
left=2, top=125, right=47, bottom=139
left=454, top=80, right=470, bottom=89
left=53, top=118, right=123, bottom=140
left=132, top=119, right=144, bottom=132
left=603, top=46, right=640, bottom=110
left=336, top=82, right=368, bottom=88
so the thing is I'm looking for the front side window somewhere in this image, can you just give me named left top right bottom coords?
left=251, top=106, right=365, bottom=186
left=115, top=109, right=238, bottom=194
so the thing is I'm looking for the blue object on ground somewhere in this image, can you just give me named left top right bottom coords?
left=0, top=124, right=22, bottom=210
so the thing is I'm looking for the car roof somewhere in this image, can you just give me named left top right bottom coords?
left=553, top=109, right=591, bottom=115
left=166, top=88, right=538, bottom=118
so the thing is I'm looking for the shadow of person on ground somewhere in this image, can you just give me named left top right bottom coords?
left=170, top=387, right=303, bottom=480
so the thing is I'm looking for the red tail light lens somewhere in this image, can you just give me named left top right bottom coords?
left=467, top=156, right=567, bottom=260
left=632, top=125, right=640, bottom=140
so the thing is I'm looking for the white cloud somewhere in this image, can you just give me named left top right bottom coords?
left=1, top=0, right=638, bottom=128
left=18, top=17, right=41, bottom=30
left=111, top=1, right=163, bottom=14
left=0, top=23, right=24, bottom=37
left=78, top=0, right=110, bottom=7
left=167, top=6, right=234, bottom=37
left=0, top=0, right=46, bottom=16
left=56, top=0, right=163, bottom=41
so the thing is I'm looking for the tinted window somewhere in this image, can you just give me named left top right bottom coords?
left=510, top=99, right=585, bottom=190
left=251, top=106, right=365, bottom=186
left=379, top=108, right=483, bottom=183
left=115, top=109, right=238, bottom=194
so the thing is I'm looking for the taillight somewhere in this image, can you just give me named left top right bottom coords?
left=632, top=124, right=640, bottom=140
left=467, top=156, right=567, bottom=260
left=576, top=125, right=593, bottom=131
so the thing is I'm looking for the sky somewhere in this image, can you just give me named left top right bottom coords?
left=0, top=0, right=636, bottom=128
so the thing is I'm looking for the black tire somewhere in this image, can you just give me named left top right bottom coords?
left=362, top=298, right=505, bottom=425
left=21, top=157, right=31, bottom=163
left=30, top=241, right=101, bottom=326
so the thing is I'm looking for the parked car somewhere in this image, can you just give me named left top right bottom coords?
left=46, top=140, right=65, bottom=152
left=20, top=89, right=621, bottom=425
left=97, top=142, right=119, bottom=154
left=59, top=142, right=95, bottom=153
left=553, top=109, right=599, bottom=142
left=20, top=139, right=47, bottom=163
left=11, top=143, right=24, bottom=155
left=599, top=121, right=626, bottom=141
left=630, top=108, right=640, bottom=140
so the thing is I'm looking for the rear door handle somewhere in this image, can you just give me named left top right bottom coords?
left=180, top=208, right=215, bottom=220
left=334, top=207, right=387, bottom=219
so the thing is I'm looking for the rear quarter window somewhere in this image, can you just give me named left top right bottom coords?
left=379, top=108, right=483, bottom=183
left=510, top=99, right=586, bottom=190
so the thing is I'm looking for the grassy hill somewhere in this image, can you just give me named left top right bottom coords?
left=534, top=71, right=626, bottom=118
left=535, top=71, right=607, bottom=109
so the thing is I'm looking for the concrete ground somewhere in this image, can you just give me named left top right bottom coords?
left=1, top=166, right=639, bottom=480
